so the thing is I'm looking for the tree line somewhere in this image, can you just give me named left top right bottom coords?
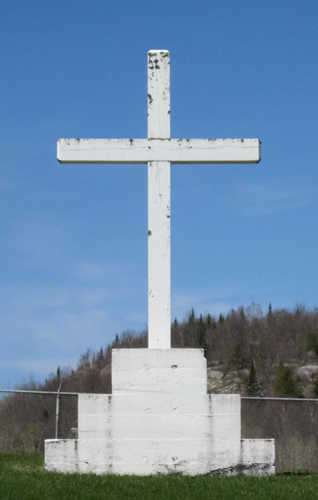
left=32, top=302, right=318, bottom=398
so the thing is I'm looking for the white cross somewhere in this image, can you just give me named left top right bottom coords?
left=58, top=50, right=260, bottom=350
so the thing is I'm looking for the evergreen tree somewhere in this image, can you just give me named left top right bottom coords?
left=96, top=347, right=103, bottom=368
left=230, top=343, right=245, bottom=369
left=56, top=366, right=61, bottom=380
left=188, top=308, right=196, bottom=346
left=305, top=332, right=318, bottom=355
left=218, top=313, right=224, bottom=324
left=240, top=307, right=246, bottom=321
left=274, top=361, right=298, bottom=397
left=189, top=308, right=195, bottom=322
left=268, top=303, right=272, bottom=316
left=198, top=314, right=207, bottom=348
left=245, top=361, right=260, bottom=396
left=171, top=317, right=180, bottom=347
left=206, top=314, right=212, bottom=328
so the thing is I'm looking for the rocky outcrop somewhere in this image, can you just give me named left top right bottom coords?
left=295, top=365, right=318, bottom=382
left=207, top=362, right=318, bottom=398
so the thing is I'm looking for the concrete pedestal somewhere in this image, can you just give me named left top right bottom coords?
left=45, top=349, right=275, bottom=475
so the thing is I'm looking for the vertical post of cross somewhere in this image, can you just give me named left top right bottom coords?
left=147, top=50, right=171, bottom=349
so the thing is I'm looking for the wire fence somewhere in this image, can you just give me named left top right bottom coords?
left=1, top=389, right=318, bottom=472
left=0, top=390, right=77, bottom=453
left=241, top=397, right=318, bottom=472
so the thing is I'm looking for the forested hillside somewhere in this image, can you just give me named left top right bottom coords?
left=26, top=303, right=318, bottom=398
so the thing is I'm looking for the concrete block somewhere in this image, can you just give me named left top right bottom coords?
left=112, top=349, right=207, bottom=395
left=79, top=394, right=111, bottom=415
left=45, top=439, right=112, bottom=474
left=44, top=348, right=275, bottom=477
left=210, top=414, right=241, bottom=441
left=78, top=415, right=111, bottom=439
left=78, top=394, right=112, bottom=439
left=76, top=462, right=111, bottom=474
left=208, top=408, right=241, bottom=471
left=209, top=438, right=242, bottom=472
left=209, top=394, right=240, bottom=416
left=45, top=437, right=212, bottom=475
left=103, top=437, right=210, bottom=475
left=45, top=439, right=79, bottom=473
left=112, top=414, right=211, bottom=440
left=111, top=461, right=209, bottom=476
left=112, top=393, right=210, bottom=415
left=241, top=439, right=275, bottom=476
left=78, top=439, right=110, bottom=463
left=111, top=437, right=209, bottom=461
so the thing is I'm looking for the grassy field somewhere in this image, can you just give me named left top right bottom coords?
left=1, top=454, right=318, bottom=500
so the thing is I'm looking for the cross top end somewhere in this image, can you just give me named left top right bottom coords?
left=148, top=50, right=169, bottom=55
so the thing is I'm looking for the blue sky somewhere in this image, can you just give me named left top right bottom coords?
left=1, top=0, right=318, bottom=388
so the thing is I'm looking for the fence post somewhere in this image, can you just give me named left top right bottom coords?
left=55, top=381, right=63, bottom=439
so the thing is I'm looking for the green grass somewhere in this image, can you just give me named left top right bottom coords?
left=1, top=454, right=318, bottom=500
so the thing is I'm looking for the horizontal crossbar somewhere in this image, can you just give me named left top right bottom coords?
left=58, top=138, right=261, bottom=164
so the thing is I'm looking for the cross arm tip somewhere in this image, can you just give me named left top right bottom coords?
left=257, top=139, right=262, bottom=163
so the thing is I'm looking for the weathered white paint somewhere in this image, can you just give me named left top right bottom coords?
left=148, top=161, right=171, bottom=348
left=147, top=50, right=170, bottom=140
left=57, top=138, right=261, bottom=164
left=147, top=50, right=171, bottom=348
left=45, top=349, right=275, bottom=476
left=80, top=392, right=210, bottom=416
left=209, top=393, right=241, bottom=415
left=45, top=440, right=80, bottom=474
left=240, top=439, right=275, bottom=476
left=112, top=348, right=207, bottom=395
left=45, top=438, right=213, bottom=475
left=57, top=49, right=261, bottom=349
left=45, top=399, right=274, bottom=476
